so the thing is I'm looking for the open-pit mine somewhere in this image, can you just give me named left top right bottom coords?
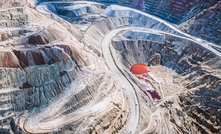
left=0, top=0, right=221, bottom=134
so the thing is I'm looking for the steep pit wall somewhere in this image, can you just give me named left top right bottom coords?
left=83, top=17, right=130, bottom=55
left=0, top=29, right=48, bottom=45
left=0, top=7, right=29, bottom=28
left=0, top=30, right=27, bottom=42
left=41, top=0, right=219, bottom=24
left=142, top=0, right=218, bottom=24
left=179, top=1, right=221, bottom=45
left=44, top=2, right=107, bottom=31
left=112, top=35, right=221, bottom=133
left=48, top=2, right=106, bottom=18
left=0, top=46, right=79, bottom=103
left=38, top=3, right=83, bottom=40
left=0, top=52, right=79, bottom=134
left=104, top=6, right=181, bottom=35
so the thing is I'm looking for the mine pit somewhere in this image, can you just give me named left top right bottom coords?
left=111, top=29, right=221, bottom=133
left=0, top=1, right=221, bottom=134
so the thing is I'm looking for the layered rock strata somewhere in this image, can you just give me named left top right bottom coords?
left=179, top=1, right=221, bottom=45
left=45, top=0, right=219, bottom=24
left=142, top=0, right=218, bottom=24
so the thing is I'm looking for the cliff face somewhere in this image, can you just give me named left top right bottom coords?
left=36, top=0, right=219, bottom=24
left=12, top=46, right=71, bottom=68
left=180, top=1, right=221, bottom=45
left=142, top=0, right=218, bottom=24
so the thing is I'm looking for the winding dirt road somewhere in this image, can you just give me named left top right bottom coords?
left=101, top=28, right=140, bottom=134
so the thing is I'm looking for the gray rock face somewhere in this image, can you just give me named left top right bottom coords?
left=37, top=0, right=220, bottom=24
left=122, top=29, right=165, bottom=43
left=0, top=59, right=79, bottom=134
left=142, top=0, right=218, bottom=24
left=179, top=1, right=221, bottom=45
left=0, top=47, right=81, bottom=133
left=0, top=2, right=130, bottom=134
left=0, top=7, right=30, bottom=28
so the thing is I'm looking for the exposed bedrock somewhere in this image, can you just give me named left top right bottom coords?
left=47, top=2, right=106, bottom=17
left=0, top=6, right=31, bottom=28
left=43, top=2, right=107, bottom=31
left=0, top=30, right=25, bottom=42
left=0, top=45, right=80, bottom=108
left=1, top=1, right=221, bottom=134
left=0, top=58, right=79, bottom=133
left=112, top=34, right=221, bottom=133
left=37, top=3, right=83, bottom=40
left=0, top=1, right=35, bottom=7
left=38, top=0, right=220, bottom=24
left=142, top=0, right=218, bottom=24
left=103, top=5, right=181, bottom=36
left=179, top=1, right=221, bottom=45
left=122, top=29, right=165, bottom=43
left=0, top=39, right=89, bottom=134
left=83, top=14, right=181, bottom=55
left=12, top=46, right=73, bottom=69
left=94, top=0, right=219, bottom=24
left=39, top=1, right=221, bottom=45
left=0, top=30, right=49, bottom=44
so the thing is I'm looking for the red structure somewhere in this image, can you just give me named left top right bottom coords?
left=130, top=63, right=161, bottom=100
left=130, top=64, right=148, bottom=75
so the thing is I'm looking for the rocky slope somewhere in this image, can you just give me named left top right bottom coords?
left=179, top=1, right=221, bottom=45
left=39, top=0, right=220, bottom=24
left=142, top=0, right=219, bottom=24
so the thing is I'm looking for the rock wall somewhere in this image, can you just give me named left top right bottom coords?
left=179, top=1, right=221, bottom=45
left=37, top=0, right=219, bottom=24
left=83, top=17, right=131, bottom=54
left=41, top=2, right=83, bottom=40
left=0, top=7, right=29, bottom=27
left=0, top=1, right=220, bottom=133
left=142, top=0, right=218, bottom=24
left=83, top=14, right=181, bottom=55
left=0, top=60, right=79, bottom=133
